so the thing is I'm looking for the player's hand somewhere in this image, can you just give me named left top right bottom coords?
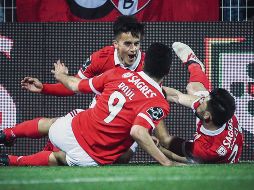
left=21, top=77, right=43, bottom=93
left=51, top=60, right=69, bottom=80
left=151, top=136, right=160, bottom=147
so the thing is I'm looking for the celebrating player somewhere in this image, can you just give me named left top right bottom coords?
left=156, top=42, right=244, bottom=164
left=0, top=43, right=177, bottom=167
left=5, top=15, right=145, bottom=162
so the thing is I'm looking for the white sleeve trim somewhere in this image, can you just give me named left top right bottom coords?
left=78, top=70, right=89, bottom=79
left=88, top=78, right=101, bottom=95
left=137, top=113, right=155, bottom=129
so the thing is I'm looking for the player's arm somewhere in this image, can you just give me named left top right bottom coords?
left=21, top=76, right=77, bottom=96
left=159, top=146, right=189, bottom=163
left=163, top=86, right=200, bottom=109
left=51, top=61, right=82, bottom=92
left=130, top=125, right=174, bottom=166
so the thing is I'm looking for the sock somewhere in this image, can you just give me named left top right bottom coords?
left=8, top=151, right=52, bottom=166
left=188, top=64, right=209, bottom=89
left=4, top=117, right=43, bottom=140
left=42, top=140, right=60, bottom=152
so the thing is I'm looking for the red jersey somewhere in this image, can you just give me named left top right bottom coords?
left=42, top=46, right=145, bottom=96
left=184, top=97, right=244, bottom=164
left=71, top=67, right=169, bottom=165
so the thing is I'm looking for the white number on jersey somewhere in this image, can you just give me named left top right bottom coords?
left=104, top=91, right=126, bottom=124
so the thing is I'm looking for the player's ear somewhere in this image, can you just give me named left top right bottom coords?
left=113, top=40, right=118, bottom=49
left=204, top=112, right=211, bottom=123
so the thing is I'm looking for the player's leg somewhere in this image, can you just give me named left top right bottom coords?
left=0, top=151, right=66, bottom=166
left=0, top=117, right=57, bottom=147
left=114, top=142, right=138, bottom=164
left=172, top=42, right=210, bottom=95
left=49, top=109, right=98, bottom=167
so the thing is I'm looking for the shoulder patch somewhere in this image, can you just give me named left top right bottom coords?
left=81, top=57, right=91, bottom=71
left=146, top=107, right=164, bottom=121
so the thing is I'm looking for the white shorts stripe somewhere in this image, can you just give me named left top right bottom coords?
left=137, top=113, right=155, bottom=129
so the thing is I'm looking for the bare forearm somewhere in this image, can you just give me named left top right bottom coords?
left=131, top=125, right=173, bottom=166
left=56, top=74, right=81, bottom=92
left=178, top=94, right=199, bottom=108
left=163, top=86, right=199, bottom=108
left=159, top=146, right=188, bottom=163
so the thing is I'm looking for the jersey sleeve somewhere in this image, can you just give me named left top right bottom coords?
left=184, top=139, right=218, bottom=163
left=78, top=70, right=111, bottom=94
left=41, top=73, right=81, bottom=96
left=77, top=51, right=104, bottom=79
left=41, top=82, right=75, bottom=96
left=133, top=100, right=169, bottom=131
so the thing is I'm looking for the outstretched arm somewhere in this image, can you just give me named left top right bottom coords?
left=162, top=86, right=200, bottom=108
left=130, top=125, right=174, bottom=166
left=51, top=60, right=81, bottom=92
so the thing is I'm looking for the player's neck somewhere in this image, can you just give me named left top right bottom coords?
left=203, top=122, right=219, bottom=131
left=150, top=77, right=163, bottom=85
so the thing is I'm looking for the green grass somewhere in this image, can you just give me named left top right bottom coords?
left=0, top=163, right=253, bottom=190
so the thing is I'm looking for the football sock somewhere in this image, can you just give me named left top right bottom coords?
left=4, top=117, right=43, bottom=140
left=8, top=151, right=52, bottom=166
left=42, top=140, right=60, bottom=152
left=188, top=64, right=209, bottom=89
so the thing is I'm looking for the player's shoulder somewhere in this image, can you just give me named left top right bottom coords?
left=92, top=46, right=114, bottom=58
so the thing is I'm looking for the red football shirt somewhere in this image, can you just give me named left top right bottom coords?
left=42, top=46, right=145, bottom=96
left=184, top=97, right=244, bottom=164
left=71, top=67, right=169, bottom=165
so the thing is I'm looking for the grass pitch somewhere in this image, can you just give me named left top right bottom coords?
left=0, top=163, right=253, bottom=190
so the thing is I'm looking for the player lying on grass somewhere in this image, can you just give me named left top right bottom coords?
left=155, top=42, right=244, bottom=164
left=0, top=43, right=179, bottom=167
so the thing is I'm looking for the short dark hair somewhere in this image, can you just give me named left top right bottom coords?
left=113, top=15, right=144, bottom=39
left=143, top=43, right=172, bottom=80
left=207, top=88, right=236, bottom=126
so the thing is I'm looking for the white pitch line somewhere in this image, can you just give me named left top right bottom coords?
left=0, top=176, right=253, bottom=185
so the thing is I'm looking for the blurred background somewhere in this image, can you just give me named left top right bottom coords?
left=0, top=0, right=254, bottom=22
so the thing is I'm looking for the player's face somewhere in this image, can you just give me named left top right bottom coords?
left=113, top=32, right=141, bottom=67
left=195, top=96, right=211, bottom=121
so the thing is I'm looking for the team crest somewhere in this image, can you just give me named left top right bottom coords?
left=122, top=72, right=134, bottom=78
left=147, top=107, right=164, bottom=121
left=216, top=145, right=227, bottom=156
left=110, top=0, right=152, bottom=15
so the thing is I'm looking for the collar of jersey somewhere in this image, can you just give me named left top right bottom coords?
left=137, top=71, right=164, bottom=97
left=199, top=123, right=226, bottom=136
left=114, top=49, right=141, bottom=71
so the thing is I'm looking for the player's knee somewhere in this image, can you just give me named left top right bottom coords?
left=48, top=152, right=58, bottom=166
left=114, top=149, right=133, bottom=164
left=38, top=117, right=58, bottom=135
left=49, top=151, right=67, bottom=166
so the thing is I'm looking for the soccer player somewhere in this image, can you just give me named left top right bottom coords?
left=3, top=15, right=145, bottom=162
left=0, top=43, right=175, bottom=167
left=156, top=42, right=244, bottom=164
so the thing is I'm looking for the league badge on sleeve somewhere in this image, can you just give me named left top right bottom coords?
left=82, top=57, right=91, bottom=71
left=147, top=107, right=164, bottom=121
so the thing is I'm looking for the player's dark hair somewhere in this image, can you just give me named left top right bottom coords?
left=113, top=15, right=144, bottom=39
left=143, top=43, right=172, bottom=80
left=207, top=88, right=236, bottom=127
